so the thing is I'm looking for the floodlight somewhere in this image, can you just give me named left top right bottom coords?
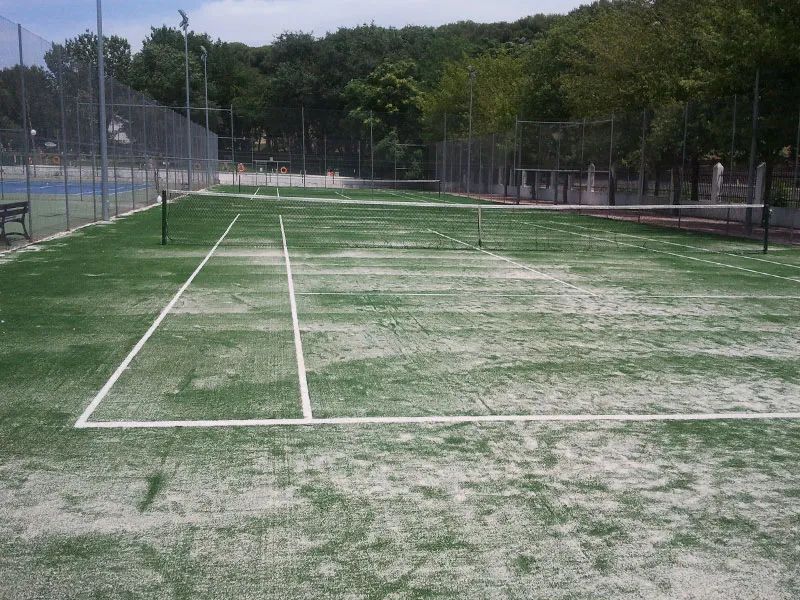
left=178, top=10, right=189, bottom=30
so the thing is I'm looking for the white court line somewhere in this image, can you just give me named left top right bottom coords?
left=75, top=411, right=800, bottom=429
left=295, top=291, right=800, bottom=300
left=276, top=186, right=281, bottom=199
left=253, top=187, right=261, bottom=197
left=428, top=229, right=597, bottom=296
left=279, top=215, right=312, bottom=420
left=74, top=214, right=241, bottom=428
left=551, top=218, right=800, bottom=271
left=527, top=221, right=800, bottom=285
left=336, top=191, right=352, bottom=200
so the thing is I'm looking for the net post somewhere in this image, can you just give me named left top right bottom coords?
left=161, top=190, right=168, bottom=245
left=477, top=206, right=483, bottom=247
left=763, top=202, right=770, bottom=254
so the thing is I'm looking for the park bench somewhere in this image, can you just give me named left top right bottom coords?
left=0, top=201, right=31, bottom=246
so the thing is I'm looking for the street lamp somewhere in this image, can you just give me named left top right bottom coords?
left=179, top=9, right=192, bottom=189
left=200, top=45, right=211, bottom=185
left=467, top=65, right=477, bottom=196
left=96, top=0, right=109, bottom=219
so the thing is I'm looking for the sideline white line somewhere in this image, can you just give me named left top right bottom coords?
left=335, top=191, right=352, bottom=200
left=527, top=221, right=800, bottom=284
left=280, top=215, right=312, bottom=420
left=276, top=186, right=281, bottom=199
left=550, top=218, right=800, bottom=271
left=253, top=187, right=261, bottom=197
left=74, top=214, right=241, bottom=428
left=75, top=411, right=800, bottom=429
left=428, top=229, right=597, bottom=296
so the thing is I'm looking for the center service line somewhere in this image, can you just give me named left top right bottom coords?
left=280, top=215, right=313, bottom=420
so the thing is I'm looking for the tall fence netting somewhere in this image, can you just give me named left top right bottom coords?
left=0, top=15, right=218, bottom=244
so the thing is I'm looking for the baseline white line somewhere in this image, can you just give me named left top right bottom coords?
left=280, top=215, right=312, bottom=420
left=74, top=214, right=241, bottom=428
left=526, top=222, right=800, bottom=284
left=550, top=218, right=800, bottom=271
left=428, top=229, right=597, bottom=296
left=76, top=411, right=800, bottom=429
left=294, top=291, right=800, bottom=300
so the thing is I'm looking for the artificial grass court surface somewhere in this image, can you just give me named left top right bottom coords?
left=1, top=199, right=799, bottom=597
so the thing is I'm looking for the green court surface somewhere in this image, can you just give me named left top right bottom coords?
left=1, top=194, right=800, bottom=597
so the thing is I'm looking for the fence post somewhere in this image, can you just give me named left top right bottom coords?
left=301, top=105, right=306, bottom=188
left=638, top=109, right=647, bottom=203
left=161, top=190, right=167, bottom=245
left=607, top=113, right=615, bottom=206
left=794, top=105, right=800, bottom=189
left=57, top=45, right=70, bottom=230
left=442, top=113, right=447, bottom=192
left=745, top=69, right=760, bottom=233
left=17, top=24, right=33, bottom=236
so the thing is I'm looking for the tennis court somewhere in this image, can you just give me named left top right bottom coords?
left=3, top=187, right=800, bottom=597
left=71, top=186, right=800, bottom=428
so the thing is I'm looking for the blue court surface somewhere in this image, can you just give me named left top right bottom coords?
left=0, top=178, right=149, bottom=196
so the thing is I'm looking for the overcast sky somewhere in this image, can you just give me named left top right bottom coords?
left=0, top=0, right=585, bottom=49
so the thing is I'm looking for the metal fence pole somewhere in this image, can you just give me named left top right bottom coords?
left=730, top=95, right=737, bottom=176
left=75, top=99, right=85, bottom=208
left=679, top=103, right=689, bottom=205
left=608, top=113, right=615, bottom=204
left=17, top=24, right=33, bottom=236
left=230, top=104, right=235, bottom=164
left=638, top=109, right=647, bottom=203
left=127, top=86, right=134, bottom=209
left=57, top=45, right=70, bottom=229
left=370, top=111, right=374, bottom=185
left=442, top=113, right=447, bottom=192
left=746, top=69, right=760, bottom=232
left=301, top=105, right=306, bottom=187
left=110, top=80, right=118, bottom=216
left=513, top=116, right=519, bottom=202
left=794, top=105, right=800, bottom=189
left=578, top=118, right=586, bottom=205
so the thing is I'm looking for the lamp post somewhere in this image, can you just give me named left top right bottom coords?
left=179, top=10, right=192, bottom=189
left=200, top=45, right=211, bottom=185
left=96, top=0, right=109, bottom=219
left=467, top=65, right=477, bottom=195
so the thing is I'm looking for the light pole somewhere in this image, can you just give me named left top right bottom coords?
left=96, top=0, right=109, bottom=219
left=467, top=65, right=477, bottom=195
left=179, top=10, right=192, bottom=189
left=200, top=45, right=211, bottom=185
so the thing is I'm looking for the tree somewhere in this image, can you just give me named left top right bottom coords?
left=423, top=50, right=527, bottom=139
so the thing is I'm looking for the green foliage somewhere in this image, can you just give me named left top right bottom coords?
left=46, top=31, right=132, bottom=81
left=423, top=49, right=527, bottom=137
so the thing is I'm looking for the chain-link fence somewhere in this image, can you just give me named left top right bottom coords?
left=0, top=15, right=218, bottom=245
left=218, top=107, right=437, bottom=187
left=435, top=94, right=800, bottom=240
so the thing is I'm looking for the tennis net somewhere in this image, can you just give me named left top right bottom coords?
left=162, top=189, right=770, bottom=254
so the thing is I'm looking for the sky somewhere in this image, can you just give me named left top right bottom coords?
left=0, top=0, right=585, bottom=49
